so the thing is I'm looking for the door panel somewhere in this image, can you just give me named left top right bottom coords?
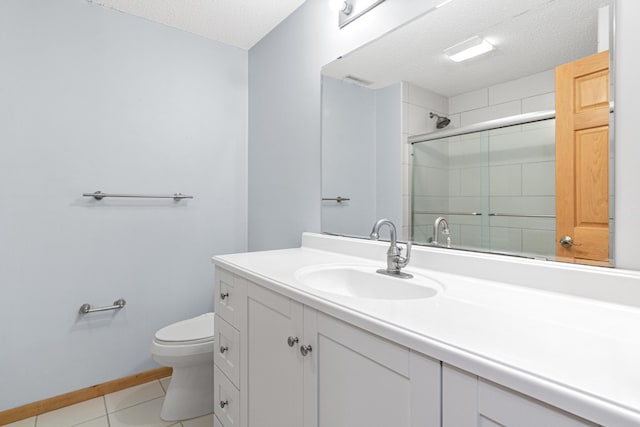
left=247, top=285, right=303, bottom=427
left=555, top=50, right=610, bottom=265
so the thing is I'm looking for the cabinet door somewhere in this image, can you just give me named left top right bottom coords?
left=246, top=282, right=304, bottom=427
left=442, top=364, right=599, bottom=427
left=307, top=312, right=441, bottom=427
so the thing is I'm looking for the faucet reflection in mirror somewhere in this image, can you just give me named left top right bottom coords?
left=370, top=219, right=413, bottom=279
left=432, top=216, right=451, bottom=247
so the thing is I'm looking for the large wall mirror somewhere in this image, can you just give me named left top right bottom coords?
left=321, top=0, right=614, bottom=267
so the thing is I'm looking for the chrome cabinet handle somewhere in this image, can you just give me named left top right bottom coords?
left=300, top=344, right=313, bottom=356
left=220, top=292, right=229, bottom=300
left=220, top=345, right=229, bottom=354
left=559, top=235, right=581, bottom=248
left=287, top=336, right=299, bottom=347
left=220, top=400, right=228, bottom=409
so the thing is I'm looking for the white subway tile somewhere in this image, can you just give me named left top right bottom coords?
left=449, top=88, right=489, bottom=114
left=413, top=196, right=449, bottom=211
left=489, top=215, right=555, bottom=231
left=408, top=83, right=448, bottom=112
left=449, top=168, right=462, bottom=197
left=461, top=167, right=482, bottom=196
left=413, top=166, right=449, bottom=197
left=522, top=161, right=556, bottom=196
left=449, top=197, right=482, bottom=212
left=408, top=104, right=435, bottom=135
left=461, top=100, right=522, bottom=127
left=490, top=196, right=555, bottom=216
left=522, top=92, right=555, bottom=113
left=490, top=164, right=522, bottom=196
left=522, top=229, right=556, bottom=257
left=459, top=225, right=482, bottom=248
left=490, top=227, right=523, bottom=253
left=488, top=69, right=555, bottom=105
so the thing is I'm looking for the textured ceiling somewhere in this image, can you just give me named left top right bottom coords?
left=87, top=0, right=306, bottom=49
left=323, top=0, right=612, bottom=97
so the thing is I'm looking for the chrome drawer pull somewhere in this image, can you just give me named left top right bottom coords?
left=220, top=345, right=229, bottom=354
left=287, top=336, right=299, bottom=347
left=220, top=292, right=229, bottom=300
left=220, top=400, right=228, bottom=409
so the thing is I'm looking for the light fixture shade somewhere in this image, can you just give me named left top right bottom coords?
left=444, top=36, right=495, bottom=62
left=329, top=0, right=348, bottom=12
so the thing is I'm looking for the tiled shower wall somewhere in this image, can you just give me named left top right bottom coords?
left=404, top=68, right=559, bottom=257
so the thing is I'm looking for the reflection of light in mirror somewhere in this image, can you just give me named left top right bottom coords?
left=444, top=36, right=495, bottom=62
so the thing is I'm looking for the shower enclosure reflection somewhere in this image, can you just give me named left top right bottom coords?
left=411, top=115, right=557, bottom=258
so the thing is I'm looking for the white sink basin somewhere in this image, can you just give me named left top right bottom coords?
left=295, top=264, right=442, bottom=300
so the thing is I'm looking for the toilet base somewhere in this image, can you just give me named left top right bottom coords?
left=160, top=361, right=215, bottom=421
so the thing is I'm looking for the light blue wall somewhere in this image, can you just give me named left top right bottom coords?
left=375, top=83, right=402, bottom=228
left=249, top=0, right=640, bottom=270
left=248, top=0, right=442, bottom=251
left=321, top=77, right=402, bottom=237
left=0, top=0, right=247, bottom=410
left=321, top=77, right=377, bottom=236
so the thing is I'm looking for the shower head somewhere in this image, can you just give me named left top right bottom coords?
left=429, top=112, right=451, bottom=129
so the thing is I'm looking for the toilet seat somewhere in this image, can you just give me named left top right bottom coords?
left=154, top=313, right=214, bottom=345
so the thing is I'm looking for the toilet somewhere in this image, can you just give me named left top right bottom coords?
left=151, top=313, right=215, bottom=421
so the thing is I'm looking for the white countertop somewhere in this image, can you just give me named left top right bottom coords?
left=213, top=233, right=640, bottom=427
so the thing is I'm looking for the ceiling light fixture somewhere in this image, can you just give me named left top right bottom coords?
left=444, top=36, right=495, bottom=62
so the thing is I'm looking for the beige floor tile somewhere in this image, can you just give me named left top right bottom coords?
left=73, top=415, right=109, bottom=427
left=181, top=414, right=214, bottom=427
left=105, top=381, right=165, bottom=413
left=36, top=397, right=106, bottom=427
left=108, top=397, right=173, bottom=427
left=3, top=417, right=36, bottom=427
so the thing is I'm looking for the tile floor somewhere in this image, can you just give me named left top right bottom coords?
left=5, top=377, right=213, bottom=427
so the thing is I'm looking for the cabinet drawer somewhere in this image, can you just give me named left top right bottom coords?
left=214, top=314, right=241, bottom=387
left=215, top=267, right=247, bottom=329
left=214, top=365, right=240, bottom=427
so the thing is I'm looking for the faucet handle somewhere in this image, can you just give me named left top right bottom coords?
left=398, top=241, right=412, bottom=267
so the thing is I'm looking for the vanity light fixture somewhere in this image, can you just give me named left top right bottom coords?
left=444, top=36, right=495, bottom=62
left=331, top=0, right=386, bottom=28
left=329, top=0, right=353, bottom=14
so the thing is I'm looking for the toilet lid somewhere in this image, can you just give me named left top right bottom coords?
left=155, top=312, right=215, bottom=343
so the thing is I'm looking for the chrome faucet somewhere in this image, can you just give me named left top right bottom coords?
left=433, top=216, right=451, bottom=247
left=369, top=219, right=413, bottom=279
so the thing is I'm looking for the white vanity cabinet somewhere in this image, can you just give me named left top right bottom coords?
left=442, top=365, right=600, bottom=427
left=216, top=267, right=441, bottom=427
left=214, top=264, right=609, bottom=427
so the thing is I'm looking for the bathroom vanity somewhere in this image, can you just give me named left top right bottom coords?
left=211, top=233, right=640, bottom=427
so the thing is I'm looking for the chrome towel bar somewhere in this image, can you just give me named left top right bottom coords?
left=83, top=191, right=193, bottom=201
left=322, top=196, right=351, bottom=203
left=414, top=211, right=482, bottom=216
left=79, top=298, right=126, bottom=314
left=489, top=213, right=555, bottom=218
